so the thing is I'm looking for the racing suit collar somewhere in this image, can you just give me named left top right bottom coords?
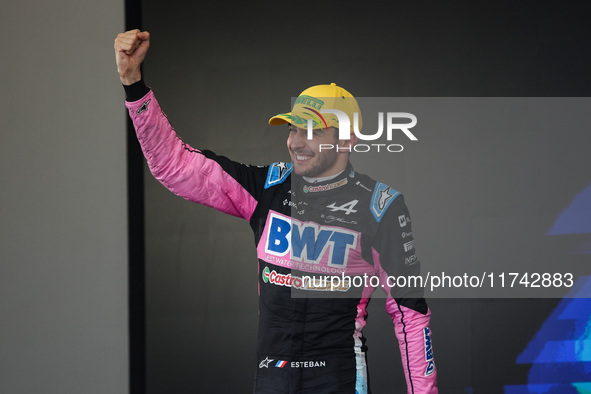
left=295, top=162, right=355, bottom=193
left=302, top=169, right=345, bottom=184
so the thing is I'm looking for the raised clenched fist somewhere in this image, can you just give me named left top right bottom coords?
left=114, top=29, right=150, bottom=85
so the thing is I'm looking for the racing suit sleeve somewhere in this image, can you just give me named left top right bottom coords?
left=124, top=85, right=262, bottom=221
left=372, top=195, right=437, bottom=393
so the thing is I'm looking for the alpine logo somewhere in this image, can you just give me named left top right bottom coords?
left=326, top=200, right=358, bottom=215
left=423, top=327, right=435, bottom=376
left=137, top=99, right=151, bottom=114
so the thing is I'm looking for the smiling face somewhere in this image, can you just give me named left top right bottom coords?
left=287, top=125, right=353, bottom=178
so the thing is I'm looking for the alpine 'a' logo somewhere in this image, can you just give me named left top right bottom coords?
left=137, top=99, right=151, bottom=114
left=326, top=200, right=358, bottom=215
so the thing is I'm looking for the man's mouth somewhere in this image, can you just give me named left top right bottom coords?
left=292, top=150, right=313, bottom=162
left=295, top=154, right=312, bottom=161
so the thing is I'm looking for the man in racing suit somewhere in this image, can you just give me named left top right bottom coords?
left=115, top=29, right=437, bottom=393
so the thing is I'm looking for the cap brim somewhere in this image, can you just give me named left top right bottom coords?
left=269, top=113, right=292, bottom=126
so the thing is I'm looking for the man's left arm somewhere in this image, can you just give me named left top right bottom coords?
left=372, top=195, right=438, bottom=393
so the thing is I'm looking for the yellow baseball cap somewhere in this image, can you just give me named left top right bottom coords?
left=269, top=83, right=362, bottom=132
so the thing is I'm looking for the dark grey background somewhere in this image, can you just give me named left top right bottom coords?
left=349, top=97, right=590, bottom=298
left=140, top=1, right=590, bottom=392
left=1, top=1, right=128, bottom=393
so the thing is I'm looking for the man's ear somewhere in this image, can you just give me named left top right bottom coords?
left=337, top=133, right=358, bottom=150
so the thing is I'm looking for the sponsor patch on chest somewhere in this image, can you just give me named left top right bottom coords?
left=257, top=211, right=366, bottom=274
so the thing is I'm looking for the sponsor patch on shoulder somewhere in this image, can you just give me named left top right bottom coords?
left=264, top=162, right=293, bottom=189
left=370, top=182, right=400, bottom=222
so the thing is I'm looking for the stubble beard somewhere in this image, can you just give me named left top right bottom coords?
left=293, top=149, right=339, bottom=178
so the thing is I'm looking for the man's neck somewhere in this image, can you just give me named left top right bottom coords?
left=302, top=169, right=345, bottom=184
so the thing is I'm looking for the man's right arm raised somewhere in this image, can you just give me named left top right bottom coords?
left=115, top=30, right=260, bottom=221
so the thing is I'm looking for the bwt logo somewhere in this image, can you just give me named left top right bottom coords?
left=264, top=212, right=358, bottom=268
left=305, top=109, right=418, bottom=153
left=423, top=327, right=435, bottom=376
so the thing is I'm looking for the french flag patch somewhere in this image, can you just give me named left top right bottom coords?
left=275, top=360, right=288, bottom=368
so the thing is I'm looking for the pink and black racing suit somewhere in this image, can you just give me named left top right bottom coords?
left=125, top=81, right=437, bottom=393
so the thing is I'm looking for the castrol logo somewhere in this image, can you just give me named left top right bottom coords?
left=262, top=266, right=305, bottom=289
